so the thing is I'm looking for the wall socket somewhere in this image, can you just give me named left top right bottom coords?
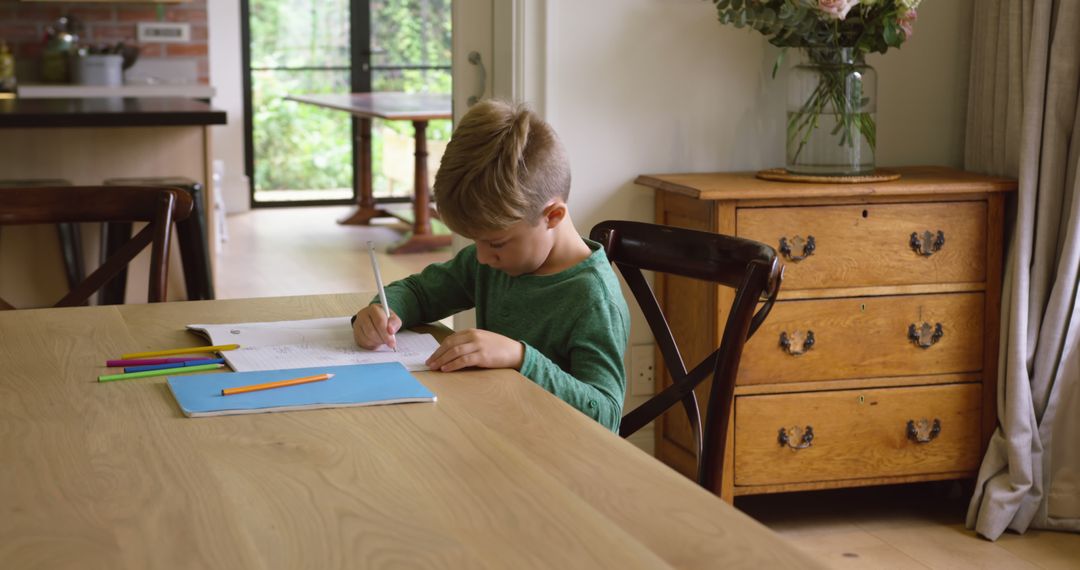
left=137, top=22, right=191, bottom=43
left=629, top=344, right=655, bottom=396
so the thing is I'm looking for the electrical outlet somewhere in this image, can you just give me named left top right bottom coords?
left=137, top=22, right=191, bottom=44
left=630, top=344, right=655, bottom=396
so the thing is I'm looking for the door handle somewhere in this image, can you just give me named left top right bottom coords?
left=467, top=51, right=486, bottom=106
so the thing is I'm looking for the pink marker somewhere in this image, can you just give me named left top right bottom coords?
left=105, top=356, right=214, bottom=368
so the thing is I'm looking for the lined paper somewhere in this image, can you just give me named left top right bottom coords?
left=186, top=317, right=439, bottom=372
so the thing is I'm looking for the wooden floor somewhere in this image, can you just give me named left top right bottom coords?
left=739, top=483, right=1079, bottom=569
left=217, top=206, right=1080, bottom=570
left=217, top=205, right=448, bottom=301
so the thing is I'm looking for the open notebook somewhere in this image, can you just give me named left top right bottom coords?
left=186, top=317, right=440, bottom=372
left=167, top=362, right=436, bottom=417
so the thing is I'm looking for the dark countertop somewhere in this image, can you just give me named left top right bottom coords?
left=0, top=97, right=227, bottom=128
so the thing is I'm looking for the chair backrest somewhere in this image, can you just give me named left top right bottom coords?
left=0, top=186, right=193, bottom=308
left=590, top=220, right=782, bottom=493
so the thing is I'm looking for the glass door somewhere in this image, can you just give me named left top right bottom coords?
left=243, top=0, right=451, bottom=207
left=368, top=0, right=452, bottom=202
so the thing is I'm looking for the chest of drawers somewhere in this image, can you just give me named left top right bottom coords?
left=636, top=166, right=1016, bottom=502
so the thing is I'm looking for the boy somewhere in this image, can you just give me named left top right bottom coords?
left=352, top=100, right=630, bottom=432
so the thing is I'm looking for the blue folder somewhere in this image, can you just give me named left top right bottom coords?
left=167, top=362, right=436, bottom=417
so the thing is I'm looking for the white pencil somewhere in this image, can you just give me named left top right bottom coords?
left=367, top=241, right=397, bottom=351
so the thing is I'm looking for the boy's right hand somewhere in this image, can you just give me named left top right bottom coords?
left=352, top=304, right=402, bottom=350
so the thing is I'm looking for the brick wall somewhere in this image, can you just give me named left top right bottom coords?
left=0, top=0, right=209, bottom=84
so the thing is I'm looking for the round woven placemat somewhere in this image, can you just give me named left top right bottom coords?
left=755, top=168, right=902, bottom=184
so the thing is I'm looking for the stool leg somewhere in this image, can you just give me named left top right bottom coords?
left=99, top=221, right=132, bottom=305
left=176, top=185, right=215, bottom=300
left=56, top=223, right=86, bottom=294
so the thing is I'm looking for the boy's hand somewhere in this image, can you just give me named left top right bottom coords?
left=425, top=329, right=525, bottom=372
left=352, top=304, right=402, bottom=350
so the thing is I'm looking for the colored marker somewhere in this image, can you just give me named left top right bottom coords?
left=98, top=363, right=225, bottom=383
left=221, top=373, right=333, bottom=396
left=120, top=344, right=240, bottom=359
left=125, top=358, right=225, bottom=373
left=107, top=357, right=214, bottom=367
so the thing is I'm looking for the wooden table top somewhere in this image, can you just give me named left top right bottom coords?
left=286, top=92, right=451, bottom=121
left=0, top=293, right=819, bottom=569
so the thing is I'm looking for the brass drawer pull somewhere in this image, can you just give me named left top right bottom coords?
left=910, top=230, right=945, bottom=257
left=908, top=322, right=944, bottom=348
left=778, top=425, right=814, bottom=450
left=779, top=330, right=814, bottom=356
left=779, top=235, right=815, bottom=262
left=906, top=418, right=941, bottom=443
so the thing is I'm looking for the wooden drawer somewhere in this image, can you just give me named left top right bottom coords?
left=739, top=292, right=984, bottom=384
left=734, top=383, right=982, bottom=486
left=736, top=201, right=986, bottom=290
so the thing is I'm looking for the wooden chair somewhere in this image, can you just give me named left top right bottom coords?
left=0, top=186, right=193, bottom=309
left=0, top=179, right=84, bottom=291
left=590, top=220, right=783, bottom=494
left=102, top=177, right=215, bottom=302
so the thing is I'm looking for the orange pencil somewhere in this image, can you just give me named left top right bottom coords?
left=221, top=373, right=333, bottom=396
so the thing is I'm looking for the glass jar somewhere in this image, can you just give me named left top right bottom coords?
left=786, top=47, right=877, bottom=176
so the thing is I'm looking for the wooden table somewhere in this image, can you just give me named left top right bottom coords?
left=287, top=92, right=452, bottom=254
left=0, top=294, right=819, bottom=569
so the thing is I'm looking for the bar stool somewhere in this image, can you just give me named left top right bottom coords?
left=101, top=177, right=215, bottom=303
left=0, top=179, right=85, bottom=294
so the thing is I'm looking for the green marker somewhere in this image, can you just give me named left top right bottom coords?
left=98, top=363, right=225, bottom=383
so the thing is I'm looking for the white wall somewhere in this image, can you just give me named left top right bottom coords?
left=208, top=0, right=251, bottom=214
left=872, top=1, right=972, bottom=167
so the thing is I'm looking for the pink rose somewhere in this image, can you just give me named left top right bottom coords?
left=817, top=0, right=860, bottom=20
left=898, top=9, right=917, bottom=39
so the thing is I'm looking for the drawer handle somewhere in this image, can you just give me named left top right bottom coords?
left=906, top=418, right=941, bottom=443
left=910, top=230, right=945, bottom=257
left=779, top=235, right=815, bottom=262
left=778, top=425, right=814, bottom=450
left=907, top=322, right=944, bottom=349
left=779, top=330, right=815, bottom=356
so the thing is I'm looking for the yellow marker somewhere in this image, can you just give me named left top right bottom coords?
left=221, top=373, right=333, bottom=396
left=121, top=344, right=240, bottom=359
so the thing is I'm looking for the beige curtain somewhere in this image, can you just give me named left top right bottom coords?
left=964, top=0, right=1080, bottom=540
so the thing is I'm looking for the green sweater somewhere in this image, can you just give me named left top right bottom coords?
left=381, top=239, right=630, bottom=432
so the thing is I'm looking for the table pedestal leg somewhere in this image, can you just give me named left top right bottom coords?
left=339, top=117, right=388, bottom=225
left=388, top=120, right=451, bottom=254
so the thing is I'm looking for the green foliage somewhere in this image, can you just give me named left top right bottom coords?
left=250, top=0, right=450, bottom=192
left=253, top=69, right=354, bottom=191
left=709, top=0, right=915, bottom=55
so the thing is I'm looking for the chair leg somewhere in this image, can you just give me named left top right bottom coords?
left=56, top=223, right=86, bottom=294
left=99, top=221, right=132, bottom=305
left=175, top=184, right=215, bottom=300
left=176, top=218, right=214, bottom=301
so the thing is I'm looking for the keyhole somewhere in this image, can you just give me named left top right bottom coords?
left=862, top=209, right=869, bottom=218
left=860, top=303, right=866, bottom=312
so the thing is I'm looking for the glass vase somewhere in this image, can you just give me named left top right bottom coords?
left=786, top=47, right=877, bottom=176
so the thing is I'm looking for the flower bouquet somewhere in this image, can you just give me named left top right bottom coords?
left=710, top=0, right=922, bottom=175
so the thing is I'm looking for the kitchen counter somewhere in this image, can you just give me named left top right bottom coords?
left=0, top=97, right=226, bottom=128
left=17, top=84, right=216, bottom=100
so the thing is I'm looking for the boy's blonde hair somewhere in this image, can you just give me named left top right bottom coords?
left=433, top=100, right=571, bottom=237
